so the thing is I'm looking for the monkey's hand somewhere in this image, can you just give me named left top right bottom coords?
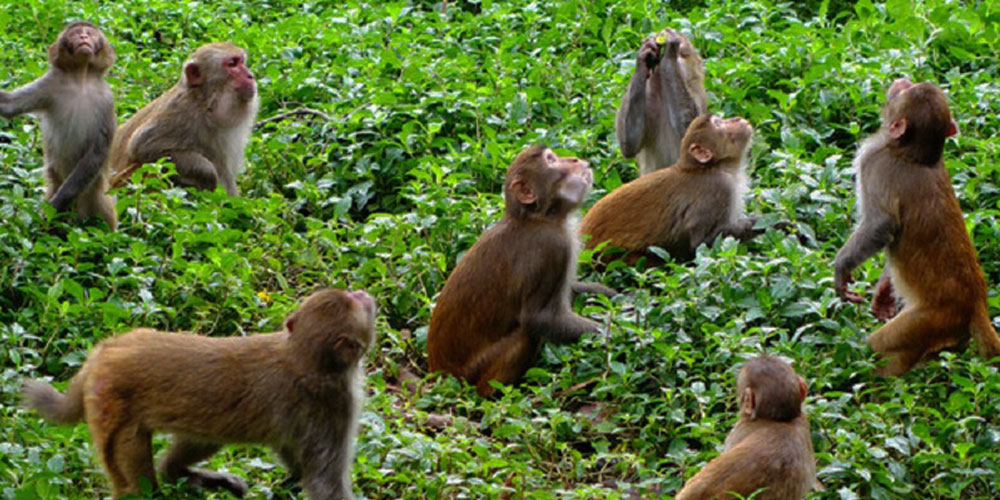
left=49, top=193, right=72, bottom=212
left=663, top=31, right=682, bottom=59
left=834, top=269, right=865, bottom=304
left=638, top=37, right=660, bottom=73
left=871, top=278, right=896, bottom=321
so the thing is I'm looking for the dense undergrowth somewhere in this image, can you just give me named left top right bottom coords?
left=2, top=0, right=1000, bottom=498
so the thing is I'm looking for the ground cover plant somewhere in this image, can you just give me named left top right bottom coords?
left=2, top=0, right=1000, bottom=498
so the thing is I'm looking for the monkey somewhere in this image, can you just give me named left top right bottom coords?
left=0, top=21, right=117, bottom=230
left=580, top=114, right=763, bottom=264
left=616, top=28, right=708, bottom=176
left=427, top=146, right=616, bottom=397
left=108, top=42, right=258, bottom=195
left=834, top=78, right=1000, bottom=376
left=676, top=355, right=822, bottom=500
left=22, top=288, right=375, bottom=500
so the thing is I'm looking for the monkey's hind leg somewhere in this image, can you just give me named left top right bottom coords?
left=75, top=181, right=118, bottom=231
left=43, top=167, right=64, bottom=201
left=160, top=437, right=248, bottom=497
left=94, top=422, right=157, bottom=499
left=472, top=331, right=538, bottom=397
left=867, top=307, right=959, bottom=376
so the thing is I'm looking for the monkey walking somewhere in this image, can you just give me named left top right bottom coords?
left=676, top=356, right=823, bottom=500
left=0, top=21, right=117, bottom=230
left=109, top=42, right=258, bottom=195
left=834, top=78, right=1000, bottom=375
left=23, top=288, right=375, bottom=500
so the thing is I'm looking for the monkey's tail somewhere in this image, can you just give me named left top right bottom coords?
left=21, top=366, right=89, bottom=424
left=970, top=306, right=1000, bottom=362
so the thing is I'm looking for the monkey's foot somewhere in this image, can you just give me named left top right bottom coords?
left=184, top=469, right=248, bottom=498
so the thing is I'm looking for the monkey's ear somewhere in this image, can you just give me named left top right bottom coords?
left=688, top=143, right=713, bottom=164
left=740, top=387, right=756, bottom=419
left=284, top=314, right=297, bottom=333
left=510, top=179, right=537, bottom=205
left=946, top=119, right=958, bottom=138
left=184, top=62, right=203, bottom=86
left=798, top=376, right=808, bottom=403
left=888, top=118, right=907, bottom=139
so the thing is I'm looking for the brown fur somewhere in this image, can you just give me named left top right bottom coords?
left=22, top=289, right=375, bottom=500
left=427, top=146, right=615, bottom=396
left=109, top=43, right=258, bottom=195
left=676, top=356, right=821, bottom=500
left=834, top=79, right=1000, bottom=375
left=0, top=21, right=117, bottom=229
left=616, top=28, right=708, bottom=176
left=581, top=114, right=756, bottom=263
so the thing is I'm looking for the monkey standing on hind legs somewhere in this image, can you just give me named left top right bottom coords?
left=22, top=288, right=376, bottom=500
left=616, top=28, right=708, bottom=176
left=0, top=21, right=117, bottom=230
left=109, top=42, right=258, bottom=195
left=834, top=77, right=1000, bottom=376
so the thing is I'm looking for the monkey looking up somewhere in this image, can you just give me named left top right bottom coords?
left=22, top=288, right=376, bottom=500
left=109, top=42, right=258, bottom=195
left=616, top=28, right=708, bottom=176
left=427, top=146, right=616, bottom=397
left=834, top=78, right=1000, bottom=375
left=0, top=21, right=117, bottom=230
left=581, top=114, right=765, bottom=264
left=676, top=355, right=822, bottom=500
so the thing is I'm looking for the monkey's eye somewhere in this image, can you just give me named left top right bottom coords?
left=227, top=57, right=241, bottom=67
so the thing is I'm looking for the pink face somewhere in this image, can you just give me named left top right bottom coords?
left=224, top=53, right=256, bottom=101
left=887, top=77, right=914, bottom=100
left=346, top=290, right=375, bottom=317
left=64, top=25, right=103, bottom=56
left=543, top=149, right=592, bottom=207
left=711, top=115, right=754, bottom=142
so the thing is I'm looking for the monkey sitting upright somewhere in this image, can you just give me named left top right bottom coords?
left=676, top=355, right=822, bottom=500
left=0, top=21, right=117, bottom=229
left=23, top=288, right=376, bottom=500
left=834, top=78, right=1000, bottom=375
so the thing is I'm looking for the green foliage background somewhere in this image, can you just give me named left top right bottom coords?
left=2, top=0, right=1000, bottom=498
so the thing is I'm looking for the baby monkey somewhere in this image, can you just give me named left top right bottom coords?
left=676, top=356, right=822, bottom=500
left=23, top=288, right=376, bottom=500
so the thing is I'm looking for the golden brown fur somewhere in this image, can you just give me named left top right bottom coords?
left=22, top=289, right=375, bottom=499
left=834, top=78, right=1000, bottom=375
left=676, top=356, right=821, bottom=500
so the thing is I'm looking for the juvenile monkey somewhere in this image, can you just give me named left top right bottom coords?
left=616, top=28, right=708, bottom=176
left=23, top=288, right=375, bottom=500
left=427, top=146, right=616, bottom=397
left=0, top=21, right=117, bottom=229
left=676, top=356, right=822, bottom=500
left=581, top=114, right=760, bottom=264
left=109, top=43, right=258, bottom=195
left=834, top=78, right=1000, bottom=375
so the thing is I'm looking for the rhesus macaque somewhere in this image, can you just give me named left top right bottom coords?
left=834, top=78, right=1000, bottom=375
left=0, top=22, right=117, bottom=230
left=580, top=114, right=761, bottom=264
left=676, top=356, right=822, bottom=500
left=109, top=42, right=258, bottom=195
left=427, top=146, right=616, bottom=396
left=616, top=28, right=708, bottom=176
left=22, top=288, right=375, bottom=500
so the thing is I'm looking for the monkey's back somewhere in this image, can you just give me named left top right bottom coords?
left=580, top=166, right=736, bottom=260
left=80, top=329, right=293, bottom=442
left=883, top=159, right=986, bottom=312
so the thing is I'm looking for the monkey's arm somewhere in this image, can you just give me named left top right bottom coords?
left=658, top=38, right=701, bottom=130
left=833, top=211, right=898, bottom=302
left=616, top=39, right=657, bottom=158
left=518, top=244, right=602, bottom=343
left=675, top=447, right=762, bottom=500
left=0, top=77, right=54, bottom=118
left=571, top=281, right=618, bottom=297
left=170, top=151, right=222, bottom=193
left=48, top=107, right=114, bottom=210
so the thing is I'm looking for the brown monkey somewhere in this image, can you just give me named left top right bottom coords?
left=427, top=146, right=616, bottom=396
left=676, top=356, right=822, bottom=500
left=109, top=43, right=258, bottom=195
left=834, top=78, right=1000, bottom=375
left=22, top=288, right=375, bottom=499
left=616, top=28, right=708, bottom=176
left=0, top=22, right=117, bottom=230
left=581, top=114, right=759, bottom=264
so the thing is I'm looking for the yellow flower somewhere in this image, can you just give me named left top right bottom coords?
left=257, top=290, right=271, bottom=303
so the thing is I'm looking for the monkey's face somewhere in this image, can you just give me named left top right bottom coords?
left=64, top=25, right=103, bottom=56
left=50, top=22, right=113, bottom=71
left=505, top=146, right=592, bottom=218
left=222, top=51, right=256, bottom=102
left=287, top=289, right=377, bottom=371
